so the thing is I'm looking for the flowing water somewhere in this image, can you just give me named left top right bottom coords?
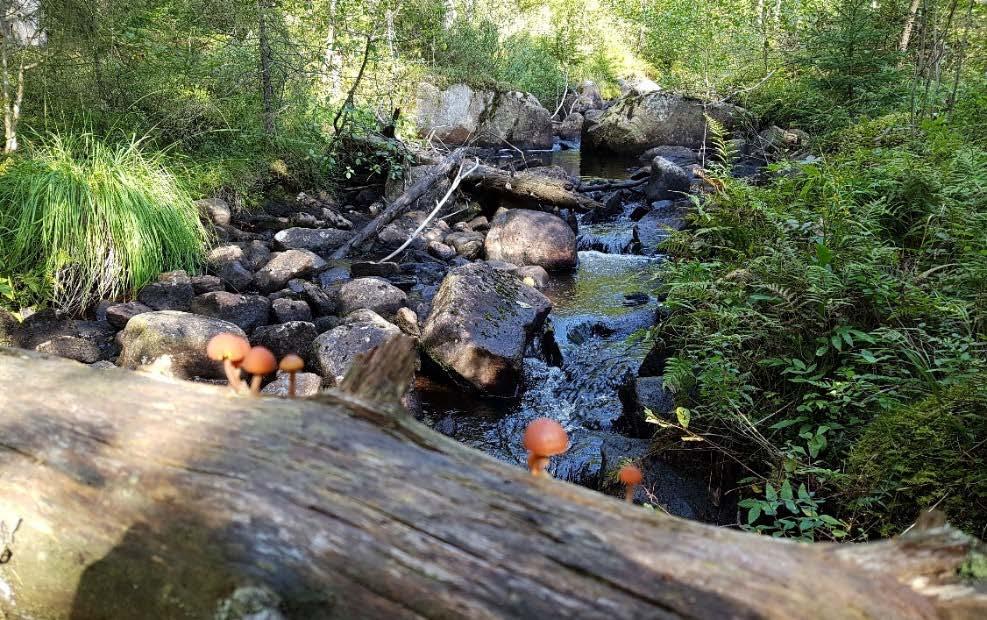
left=417, top=149, right=728, bottom=521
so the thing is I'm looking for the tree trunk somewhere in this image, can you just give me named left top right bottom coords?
left=329, top=148, right=467, bottom=259
left=463, top=165, right=602, bottom=212
left=900, top=0, right=922, bottom=52
left=257, top=0, right=276, bottom=136
left=0, top=347, right=985, bottom=619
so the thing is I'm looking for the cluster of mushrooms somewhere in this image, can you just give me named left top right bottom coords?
left=206, top=333, right=305, bottom=398
left=524, top=417, right=644, bottom=503
left=206, top=334, right=645, bottom=503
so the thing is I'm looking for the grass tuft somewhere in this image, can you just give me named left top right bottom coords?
left=0, top=134, right=208, bottom=314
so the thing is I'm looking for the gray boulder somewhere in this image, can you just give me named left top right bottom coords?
left=586, top=91, right=744, bottom=153
left=274, top=227, right=351, bottom=255
left=644, top=156, right=691, bottom=201
left=254, top=250, right=326, bottom=294
left=415, top=83, right=553, bottom=149
left=421, top=262, right=552, bottom=397
left=195, top=198, right=231, bottom=226
left=338, top=277, right=407, bottom=318
left=190, top=292, right=271, bottom=332
left=253, top=321, right=318, bottom=361
left=137, top=270, right=194, bottom=311
left=639, top=145, right=698, bottom=167
left=309, top=310, right=400, bottom=386
left=117, top=311, right=246, bottom=379
left=484, top=209, right=577, bottom=271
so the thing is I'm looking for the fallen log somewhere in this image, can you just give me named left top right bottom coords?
left=463, top=165, right=602, bottom=212
left=1, top=346, right=985, bottom=619
left=330, top=148, right=466, bottom=260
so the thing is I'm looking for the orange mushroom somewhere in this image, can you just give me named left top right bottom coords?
left=279, top=354, right=304, bottom=398
left=241, top=346, right=277, bottom=396
left=206, top=333, right=250, bottom=391
left=619, top=464, right=643, bottom=503
left=522, top=418, right=569, bottom=477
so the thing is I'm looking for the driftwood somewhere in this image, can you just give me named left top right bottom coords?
left=330, top=148, right=467, bottom=260
left=1, top=346, right=986, bottom=619
left=463, top=164, right=602, bottom=212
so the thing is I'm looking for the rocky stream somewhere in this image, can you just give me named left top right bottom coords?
left=1, top=82, right=811, bottom=525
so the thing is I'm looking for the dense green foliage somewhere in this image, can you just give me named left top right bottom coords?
left=655, top=105, right=986, bottom=541
left=0, top=135, right=207, bottom=313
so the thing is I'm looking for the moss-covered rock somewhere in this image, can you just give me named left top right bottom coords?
left=846, top=379, right=987, bottom=537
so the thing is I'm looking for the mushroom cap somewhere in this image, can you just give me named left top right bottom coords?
left=279, top=353, right=304, bottom=372
left=523, top=418, right=569, bottom=457
left=241, top=346, right=277, bottom=375
left=618, top=464, right=643, bottom=486
left=206, top=333, right=250, bottom=362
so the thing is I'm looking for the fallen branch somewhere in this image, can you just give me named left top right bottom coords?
left=463, top=164, right=602, bottom=212
left=577, top=177, right=647, bottom=192
left=376, top=156, right=480, bottom=263
left=330, top=148, right=467, bottom=260
left=0, top=347, right=985, bottom=618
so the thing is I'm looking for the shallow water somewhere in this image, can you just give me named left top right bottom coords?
left=417, top=150, right=728, bottom=520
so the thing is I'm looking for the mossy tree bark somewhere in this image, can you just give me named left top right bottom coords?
left=0, top=346, right=984, bottom=619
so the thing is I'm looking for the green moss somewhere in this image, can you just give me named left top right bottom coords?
left=846, top=378, right=987, bottom=537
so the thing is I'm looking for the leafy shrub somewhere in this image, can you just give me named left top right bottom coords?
left=0, top=134, right=208, bottom=314
left=653, top=120, right=987, bottom=539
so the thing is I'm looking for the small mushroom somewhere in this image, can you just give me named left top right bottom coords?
left=206, top=333, right=250, bottom=390
left=279, top=354, right=304, bottom=398
left=618, top=464, right=643, bottom=503
left=241, top=346, right=277, bottom=396
left=522, top=418, right=569, bottom=477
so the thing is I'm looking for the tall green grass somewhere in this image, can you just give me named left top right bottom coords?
left=0, top=134, right=208, bottom=314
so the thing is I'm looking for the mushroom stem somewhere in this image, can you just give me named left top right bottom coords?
left=250, top=374, right=263, bottom=396
left=625, top=485, right=637, bottom=504
left=527, top=452, right=550, bottom=477
left=288, top=371, right=297, bottom=398
left=223, top=360, right=242, bottom=391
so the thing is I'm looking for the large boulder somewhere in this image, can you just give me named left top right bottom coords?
left=484, top=209, right=577, bottom=271
left=309, top=310, right=400, bottom=386
left=338, top=277, right=407, bottom=318
left=274, top=227, right=351, bottom=255
left=415, top=83, right=553, bottom=149
left=644, top=156, right=691, bottom=202
left=421, top=262, right=552, bottom=397
left=117, top=311, right=246, bottom=379
left=190, top=292, right=271, bottom=333
left=585, top=91, right=744, bottom=153
left=254, top=250, right=326, bottom=294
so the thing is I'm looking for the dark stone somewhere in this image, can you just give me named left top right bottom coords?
left=421, top=262, right=552, bottom=397
left=272, top=298, right=312, bottom=323
left=309, top=310, right=400, bottom=385
left=191, top=274, right=224, bottom=294
left=351, top=261, right=400, bottom=278
left=28, top=320, right=118, bottom=363
left=190, top=292, right=271, bottom=332
left=137, top=270, right=194, bottom=311
left=484, top=210, right=577, bottom=271
left=105, top=302, right=153, bottom=330
left=253, top=321, right=319, bottom=361
left=274, top=227, right=351, bottom=254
